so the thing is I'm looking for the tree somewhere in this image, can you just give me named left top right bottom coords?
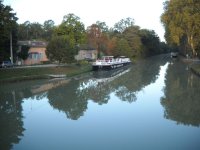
left=96, top=21, right=109, bottom=33
left=114, top=17, right=135, bottom=33
left=17, top=21, right=31, bottom=40
left=46, top=35, right=76, bottom=63
left=18, top=21, right=44, bottom=40
left=86, top=24, right=102, bottom=57
left=161, top=0, right=200, bottom=57
left=17, top=45, right=29, bottom=60
left=140, top=29, right=161, bottom=57
left=114, top=38, right=131, bottom=57
left=0, top=0, right=18, bottom=62
left=107, top=37, right=117, bottom=55
left=29, top=22, right=43, bottom=40
left=43, top=20, right=55, bottom=40
left=47, top=13, right=86, bottom=63
left=122, top=26, right=142, bottom=58
left=56, top=13, right=86, bottom=45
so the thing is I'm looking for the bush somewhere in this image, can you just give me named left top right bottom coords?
left=76, top=60, right=89, bottom=65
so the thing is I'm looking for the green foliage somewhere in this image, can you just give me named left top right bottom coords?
left=161, top=61, right=200, bottom=126
left=17, top=45, right=29, bottom=60
left=114, top=38, right=131, bottom=57
left=43, top=20, right=55, bottom=41
left=161, top=0, right=200, bottom=57
left=76, top=60, right=89, bottom=65
left=1, top=5, right=168, bottom=64
left=96, top=21, right=109, bottom=33
left=47, top=13, right=86, bottom=63
left=46, top=36, right=77, bottom=63
left=56, top=13, right=86, bottom=45
left=18, top=20, right=55, bottom=41
left=122, top=26, right=142, bottom=57
left=114, top=17, right=135, bottom=33
left=140, top=29, right=161, bottom=57
left=0, top=0, right=18, bottom=62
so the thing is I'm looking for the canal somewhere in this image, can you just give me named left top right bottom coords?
left=0, top=55, right=200, bottom=150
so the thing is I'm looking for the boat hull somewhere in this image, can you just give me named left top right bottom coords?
left=92, top=62, right=131, bottom=71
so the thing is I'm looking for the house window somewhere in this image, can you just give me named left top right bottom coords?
left=29, top=52, right=39, bottom=60
left=39, top=53, right=42, bottom=59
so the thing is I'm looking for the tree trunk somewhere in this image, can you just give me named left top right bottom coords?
left=188, top=35, right=196, bottom=57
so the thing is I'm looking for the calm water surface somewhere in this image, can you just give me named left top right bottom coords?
left=0, top=55, right=200, bottom=150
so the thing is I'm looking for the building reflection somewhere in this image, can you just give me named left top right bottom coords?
left=161, top=61, right=200, bottom=126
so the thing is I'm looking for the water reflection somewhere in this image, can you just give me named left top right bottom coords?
left=161, top=61, right=200, bottom=126
left=0, top=91, right=24, bottom=150
left=47, top=56, right=164, bottom=120
left=0, top=79, right=70, bottom=150
left=2, top=55, right=191, bottom=149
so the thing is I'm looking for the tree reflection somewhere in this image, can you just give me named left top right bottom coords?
left=0, top=91, right=24, bottom=150
left=0, top=79, right=66, bottom=149
left=161, top=61, right=200, bottom=126
left=114, top=56, right=164, bottom=102
left=47, top=79, right=88, bottom=120
left=47, top=56, right=164, bottom=120
left=115, top=86, right=137, bottom=103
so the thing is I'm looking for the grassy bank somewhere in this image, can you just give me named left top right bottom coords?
left=0, top=64, right=92, bottom=83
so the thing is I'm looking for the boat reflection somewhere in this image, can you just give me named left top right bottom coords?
left=48, top=67, right=132, bottom=120
left=79, top=66, right=131, bottom=90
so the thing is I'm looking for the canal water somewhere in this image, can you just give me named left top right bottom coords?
left=0, top=55, right=200, bottom=150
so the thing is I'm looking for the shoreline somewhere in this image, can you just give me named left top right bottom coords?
left=1, top=54, right=199, bottom=83
left=0, top=64, right=92, bottom=83
left=179, top=56, right=200, bottom=77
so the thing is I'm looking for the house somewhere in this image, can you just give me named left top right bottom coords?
left=75, top=49, right=97, bottom=61
left=18, top=41, right=49, bottom=65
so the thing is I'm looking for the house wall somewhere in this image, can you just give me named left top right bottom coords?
left=75, top=49, right=97, bottom=61
left=24, top=47, right=49, bottom=65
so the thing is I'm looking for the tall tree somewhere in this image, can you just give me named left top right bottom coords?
left=29, top=22, right=43, bottom=40
left=107, top=37, right=117, bottom=55
left=46, top=35, right=76, bottom=63
left=18, top=21, right=29, bottom=40
left=161, top=0, right=200, bottom=57
left=18, top=21, right=44, bottom=40
left=114, top=17, right=135, bottom=33
left=114, top=38, right=131, bottom=57
left=96, top=21, right=109, bottom=33
left=47, top=13, right=85, bottom=63
left=43, top=20, right=55, bottom=40
left=0, top=0, right=18, bottom=62
left=122, top=26, right=142, bottom=58
left=86, top=24, right=102, bottom=57
left=140, top=29, right=161, bottom=57
left=17, top=45, right=29, bottom=60
left=56, top=13, right=85, bottom=45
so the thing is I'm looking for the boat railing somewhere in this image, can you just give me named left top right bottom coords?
left=93, top=57, right=131, bottom=65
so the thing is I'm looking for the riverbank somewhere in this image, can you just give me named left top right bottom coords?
left=190, top=63, right=200, bottom=76
left=180, top=56, right=200, bottom=76
left=0, top=64, right=92, bottom=83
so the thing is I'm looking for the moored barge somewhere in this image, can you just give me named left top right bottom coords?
left=92, top=56, right=131, bottom=71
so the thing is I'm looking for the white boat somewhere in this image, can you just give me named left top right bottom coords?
left=171, top=52, right=178, bottom=58
left=92, top=56, right=131, bottom=71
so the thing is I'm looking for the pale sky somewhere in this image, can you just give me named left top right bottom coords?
left=3, top=0, right=165, bottom=41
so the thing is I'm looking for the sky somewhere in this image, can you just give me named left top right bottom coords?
left=3, top=0, right=166, bottom=41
